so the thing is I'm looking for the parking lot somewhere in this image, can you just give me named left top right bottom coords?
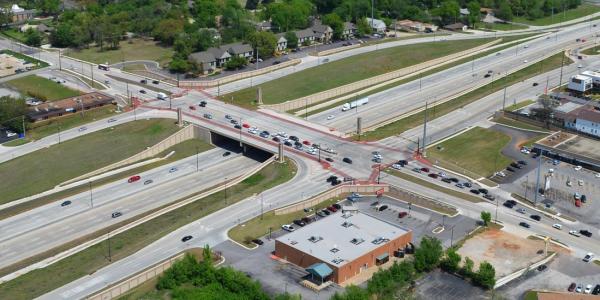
left=415, top=270, right=488, bottom=300
left=353, top=196, right=478, bottom=248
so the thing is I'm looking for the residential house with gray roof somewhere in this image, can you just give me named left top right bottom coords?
left=222, top=43, right=254, bottom=59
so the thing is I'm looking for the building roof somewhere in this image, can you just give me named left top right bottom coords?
left=460, top=8, right=470, bottom=15
left=574, top=106, right=600, bottom=124
left=444, top=22, right=466, bottom=30
left=276, top=212, right=409, bottom=268
left=207, top=47, right=230, bottom=59
left=189, top=51, right=215, bottom=63
left=222, top=43, right=253, bottom=54
left=275, top=33, right=287, bottom=42
left=366, top=17, right=386, bottom=29
left=312, top=23, right=332, bottom=34
left=295, top=28, right=314, bottom=39
left=572, top=74, right=593, bottom=81
left=306, top=263, right=333, bottom=278
left=343, top=22, right=356, bottom=31
left=27, top=92, right=114, bottom=120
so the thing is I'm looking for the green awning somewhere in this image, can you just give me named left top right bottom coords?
left=306, top=263, right=333, bottom=278
left=376, top=253, right=389, bottom=261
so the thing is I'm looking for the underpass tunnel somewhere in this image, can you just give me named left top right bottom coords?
left=210, top=131, right=273, bottom=163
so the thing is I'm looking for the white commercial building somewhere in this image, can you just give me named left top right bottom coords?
left=568, top=75, right=593, bottom=93
left=580, top=70, right=600, bottom=86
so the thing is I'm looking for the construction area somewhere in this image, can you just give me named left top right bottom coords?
left=0, top=52, right=32, bottom=77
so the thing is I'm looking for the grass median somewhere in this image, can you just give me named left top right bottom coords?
left=426, top=127, right=512, bottom=179
left=228, top=196, right=342, bottom=247
left=0, top=158, right=296, bottom=300
left=0, top=119, right=180, bottom=205
left=582, top=45, right=600, bottom=55
left=6, top=75, right=81, bottom=101
left=357, top=51, right=571, bottom=141
left=64, top=39, right=173, bottom=66
left=221, top=38, right=499, bottom=108
left=513, top=3, right=600, bottom=26
left=385, top=169, right=483, bottom=203
left=493, top=115, right=550, bottom=132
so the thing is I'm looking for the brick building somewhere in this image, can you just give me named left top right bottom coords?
left=27, top=92, right=114, bottom=122
left=275, top=211, right=412, bottom=284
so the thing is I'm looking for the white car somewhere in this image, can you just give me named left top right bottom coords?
left=438, top=172, right=447, bottom=177
left=282, top=224, right=295, bottom=232
left=5, top=130, right=16, bottom=137
left=391, top=164, right=402, bottom=170
left=524, top=45, right=529, bottom=48
left=277, top=132, right=288, bottom=138
left=570, top=230, right=581, bottom=237
left=326, top=115, right=335, bottom=120
left=576, top=285, right=583, bottom=293
left=583, top=253, right=594, bottom=262
left=574, top=165, right=582, bottom=171
left=516, top=208, right=526, bottom=214
left=595, top=173, right=600, bottom=178
left=523, top=60, right=528, bottom=63
left=552, top=224, right=562, bottom=230
left=373, top=154, right=382, bottom=159
left=79, top=127, right=87, bottom=132
left=306, top=148, right=316, bottom=155
left=585, top=284, right=593, bottom=294
left=578, top=179, right=584, bottom=186
left=520, top=148, right=530, bottom=154
left=495, top=171, right=506, bottom=177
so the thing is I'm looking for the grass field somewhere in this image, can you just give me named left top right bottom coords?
left=504, top=99, right=535, bottom=112
left=6, top=75, right=81, bottom=101
left=476, top=22, right=529, bottom=31
left=513, top=4, right=600, bottom=26
left=357, top=51, right=571, bottom=141
left=1, top=29, right=27, bottom=42
left=523, top=290, right=538, bottom=300
left=229, top=197, right=341, bottom=247
left=385, top=169, right=483, bottom=203
left=582, top=45, right=600, bottom=55
left=221, top=38, right=498, bottom=108
left=0, top=119, right=180, bottom=205
left=65, top=39, right=173, bottom=66
left=0, top=159, right=296, bottom=300
left=427, top=127, right=512, bottom=178
left=0, top=49, right=49, bottom=68
left=493, top=115, right=549, bottom=132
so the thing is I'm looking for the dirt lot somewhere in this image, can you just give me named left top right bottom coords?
left=0, top=53, right=27, bottom=77
left=458, top=228, right=569, bottom=277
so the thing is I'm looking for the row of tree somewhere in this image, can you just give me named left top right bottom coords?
left=0, top=96, right=27, bottom=134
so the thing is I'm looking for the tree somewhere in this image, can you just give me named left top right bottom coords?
left=481, top=211, right=492, bottom=226
left=35, top=0, right=60, bottom=16
left=414, top=236, right=443, bottom=272
left=284, top=31, right=298, bottom=49
left=0, top=8, right=12, bottom=26
left=331, top=285, right=369, bottom=300
left=0, top=96, right=27, bottom=133
left=474, top=261, right=496, bottom=289
left=247, top=31, right=277, bottom=58
left=169, top=57, right=190, bottom=73
left=460, top=256, right=475, bottom=277
left=152, top=19, right=184, bottom=45
left=193, top=0, right=220, bottom=28
left=245, top=0, right=260, bottom=10
left=24, top=28, right=42, bottom=47
left=433, top=0, right=460, bottom=25
left=323, top=13, right=344, bottom=40
left=266, top=0, right=314, bottom=32
left=496, top=0, right=513, bottom=21
left=440, top=248, right=462, bottom=273
left=356, top=17, right=371, bottom=36
left=467, top=1, right=481, bottom=27
left=49, top=23, right=73, bottom=47
left=224, top=55, right=248, bottom=70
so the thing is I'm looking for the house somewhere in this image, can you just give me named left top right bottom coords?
left=222, top=43, right=254, bottom=59
left=36, top=23, right=52, bottom=33
left=188, top=51, right=216, bottom=74
left=459, top=8, right=470, bottom=16
left=563, top=104, right=600, bottom=138
left=444, top=22, right=467, bottom=31
left=19, top=23, right=35, bottom=32
left=295, top=28, right=315, bottom=45
left=311, top=20, right=333, bottom=43
left=256, top=21, right=272, bottom=32
left=275, top=33, right=287, bottom=52
left=342, top=22, right=357, bottom=39
left=8, top=4, right=35, bottom=23
left=27, top=92, right=114, bottom=122
left=366, top=17, right=386, bottom=33
left=396, top=20, right=438, bottom=32
left=206, top=47, right=231, bottom=67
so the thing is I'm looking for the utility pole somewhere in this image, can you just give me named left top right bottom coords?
left=377, top=165, right=381, bottom=184
left=196, top=147, right=199, bottom=172
left=371, top=0, right=374, bottom=31
left=558, top=53, right=565, bottom=87
left=57, top=125, right=61, bottom=144
left=58, top=50, right=62, bottom=70
left=90, top=64, right=94, bottom=87
left=224, top=177, right=228, bottom=205
left=421, top=102, right=428, bottom=157
left=260, top=194, right=264, bottom=220
left=21, top=115, right=25, bottom=138
left=534, top=153, right=542, bottom=205
left=502, top=87, right=507, bottom=110
left=107, top=231, right=112, bottom=262
left=89, top=181, right=94, bottom=208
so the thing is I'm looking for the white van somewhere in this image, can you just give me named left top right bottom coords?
left=157, top=92, right=167, bottom=100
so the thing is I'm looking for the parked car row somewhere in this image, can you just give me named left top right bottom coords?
left=282, top=203, right=343, bottom=232
left=568, top=282, right=600, bottom=294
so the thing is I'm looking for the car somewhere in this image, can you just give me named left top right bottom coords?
left=128, top=175, right=141, bottom=183
left=327, top=115, right=335, bottom=120
left=585, top=284, right=593, bottom=294
left=316, top=211, right=327, bottom=217
left=552, top=223, right=562, bottom=230
left=510, top=162, right=522, bottom=169
left=483, top=194, right=495, bottom=201
left=230, top=119, right=238, bottom=124
left=302, top=140, right=311, bottom=146
left=326, top=175, right=338, bottom=183
left=478, top=188, right=488, bottom=194
left=428, top=173, right=439, bottom=179
left=242, top=123, right=250, bottom=128
left=343, top=157, right=353, bottom=164
left=112, top=212, right=122, bottom=218
left=140, top=79, right=147, bottom=84
left=327, top=206, right=337, bottom=212
left=284, top=141, right=293, bottom=147
left=234, top=124, right=242, bottom=129
left=282, top=224, right=295, bottom=232
left=325, top=157, right=334, bottom=162
left=484, top=73, right=491, bottom=78
left=412, top=167, right=421, bottom=173
left=293, top=219, right=306, bottom=227
left=181, top=235, right=193, bottom=242
left=107, top=118, right=117, bottom=123
left=272, top=60, right=281, bottom=65
left=169, top=167, right=178, bottom=173
left=392, top=163, right=403, bottom=170
left=259, top=131, right=270, bottom=138
left=222, top=151, right=231, bottom=157
left=272, top=136, right=281, bottom=143
left=321, top=209, right=331, bottom=215
left=530, top=215, right=541, bottom=221
left=506, top=167, right=515, bottom=172
left=518, top=160, right=527, bottom=165
left=574, top=165, right=582, bottom=171
left=592, top=284, right=600, bottom=295
left=470, top=189, right=481, bottom=195
left=441, top=178, right=452, bottom=183
left=455, top=183, right=464, bottom=189
left=289, top=135, right=299, bottom=142
left=574, top=192, right=581, bottom=200
left=372, top=157, right=382, bottom=163
left=418, top=167, right=429, bottom=173
left=570, top=230, right=581, bottom=237
left=463, top=182, right=472, bottom=188
left=139, top=89, right=146, bottom=94
left=189, top=105, right=196, bottom=110
left=332, top=203, right=342, bottom=210
left=144, top=179, right=153, bottom=185
left=152, top=80, right=160, bottom=84
left=532, top=82, right=539, bottom=86
left=523, top=60, right=528, bottom=63
left=517, top=208, right=526, bottom=214
left=199, top=101, right=207, bottom=107
left=61, top=200, right=72, bottom=207
left=301, top=216, right=313, bottom=224
left=581, top=195, right=587, bottom=203
left=519, top=222, right=530, bottom=228
left=203, top=113, right=213, bottom=119
left=537, top=264, right=547, bottom=271
left=378, top=205, right=388, bottom=211
left=503, top=202, right=514, bottom=208
left=79, top=126, right=87, bottom=132
left=224, top=114, right=232, bottom=120
left=252, top=239, right=264, bottom=245
left=580, top=229, right=593, bottom=237
left=398, top=211, right=408, bottom=218
left=568, top=282, right=577, bottom=292
left=578, top=179, right=584, bottom=186
left=576, top=285, right=583, bottom=293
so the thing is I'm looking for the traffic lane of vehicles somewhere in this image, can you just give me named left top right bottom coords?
left=0, top=156, right=261, bottom=269
left=0, top=148, right=242, bottom=245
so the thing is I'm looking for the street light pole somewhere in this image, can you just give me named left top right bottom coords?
left=260, top=194, right=264, bottom=220
left=89, top=181, right=94, bottom=208
left=196, top=147, right=199, bottom=172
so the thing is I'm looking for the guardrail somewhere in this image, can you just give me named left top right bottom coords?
left=494, top=252, right=556, bottom=289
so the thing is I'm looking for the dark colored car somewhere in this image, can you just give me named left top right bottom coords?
left=317, top=211, right=327, bottom=217
left=289, top=135, right=299, bottom=142
left=252, top=239, right=264, bottom=245
left=506, top=200, right=517, bottom=206
left=510, top=162, right=522, bottom=169
left=449, top=177, right=459, bottom=183
left=580, top=229, right=593, bottom=237
left=199, top=101, right=207, bottom=107
left=506, top=167, right=515, bottom=172
left=420, top=167, right=430, bottom=173
left=272, top=60, right=281, bottom=65
left=61, top=200, right=72, bottom=207
left=234, top=124, right=242, bottom=129
left=378, top=205, right=388, bottom=211
left=530, top=215, right=541, bottom=221
left=152, top=80, right=160, bottom=84
left=568, top=282, right=577, bottom=292
left=223, top=151, right=231, bottom=157
left=272, top=136, right=280, bottom=142
left=343, top=157, right=353, bottom=164
left=470, top=189, right=481, bottom=195
left=533, top=82, right=539, bottom=86
left=483, top=194, right=495, bottom=201
left=463, top=182, right=472, bottom=188
left=428, top=173, right=439, bottom=179
left=581, top=195, right=587, bottom=203
left=139, top=89, right=146, bottom=94
left=327, top=206, right=338, bottom=212
left=140, top=79, right=147, bottom=84
left=503, top=201, right=514, bottom=208
left=518, top=160, right=528, bottom=165
left=397, top=160, right=408, bottom=166
left=484, top=73, right=491, bottom=78
left=592, top=284, right=600, bottom=295
left=181, top=235, right=193, bottom=242
left=398, top=211, right=408, bottom=218
left=321, top=209, right=331, bottom=215
left=441, top=177, right=452, bottom=183
left=325, top=157, right=334, bottom=162
left=326, top=175, right=338, bottom=183
left=284, top=141, right=293, bottom=147
left=293, top=219, right=306, bottom=227
left=112, top=212, right=122, bottom=218
left=537, top=264, right=547, bottom=271
left=519, top=222, right=530, bottom=228
left=301, top=217, right=312, bottom=224
left=478, top=188, right=488, bottom=194
left=332, top=203, right=342, bottom=210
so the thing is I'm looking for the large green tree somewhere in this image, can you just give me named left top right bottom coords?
left=467, top=1, right=481, bottom=27
left=247, top=31, right=277, bottom=58
left=414, top=236, right=444, bottom=272
left=323, top=12, right=344, bottom=40
left=0, top=96, right=27, bottom=133
left=284, top=31, right=298, bottom=49
left=481, top=211, right=492, bottom=226
left=474, top=261, right=496, bottom=289
left=266, top=0, right=314, bottom=32
left=24, top=28, right=42, bottom=47
left=440, top=247, right=462, bottom=273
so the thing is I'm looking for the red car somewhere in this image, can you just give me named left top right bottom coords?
left=398, top=212, right=408, bottom=218
left=575, top=199, right=582, bottom=207
left=128, top=175, right=141, bottom=183
left=189, top=106, right=196, bottom=110
left=303, top=140, right=311, bottom=146
left=327, top=206, right=337, bottom=212
left=420, top=167, right=430, bottom=173
left=428, top=173, right=438, bottom=179
left=242, top=123, right=250, bottom=128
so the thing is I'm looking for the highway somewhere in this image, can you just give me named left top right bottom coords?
left=0, top=151, right=259, bottom=269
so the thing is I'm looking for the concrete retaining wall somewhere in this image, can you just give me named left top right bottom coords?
left=316, top=44, right=360, bottom=56
left=61, top=125, right=212, bottom=186
left=261, top=40, right=500, bottom=112
left=274, top=184, right=389, bottom=215
left=178, top=59, right=301, bottom=88
left=494, top=252, right=557, bottom=289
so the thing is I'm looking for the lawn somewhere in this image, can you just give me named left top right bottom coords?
left=221, top=38, right=498, bottom=108
left=385, top=169, right=482, bottom=204
left=0, top=49, right=49, bottom=68
left=0, top=139, right=214, bottom=222
left=513, top=4, right=600, bottom=26
left=493, top=115, right=549, bottom=132
left=504, top=99, right=535, bottom=112
left=476, top=22, right=529, bottom=31
left=228, top=197, right=342, bottom=247
left=523, top=290, right=538, bottom=300
left=358, top=51, right=571, bottom=141
left=65, top=39, right=174, bottom=66
left=0, top=119, right=180, bottom=205
left=6, top=75, right=81, bottom=101
left=582, top=45, right=600, bottom=55
left=426, top=127, right=512, bottom=178
left=0, top=159, right=296, bottom=300
left=1, top=28, right=27, bottom=42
